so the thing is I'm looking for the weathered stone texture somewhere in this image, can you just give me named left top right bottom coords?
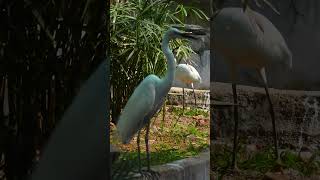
left=168, top=87, right=210, bottom=109
left=211, top=82, right=320, bottom=149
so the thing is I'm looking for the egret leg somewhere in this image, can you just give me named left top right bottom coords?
left=145, top=121, right=151, bottom=171
left=137, top=130, right=142, bottom=173
left=231, top=83, right=239, bottom=170
left=161, top=103, right=165, bottom=131
left=191, top=83, right=197, bottom=108
left=258, top=68, right=279, bottom=160
left=182, top=87, right=185, bottom=115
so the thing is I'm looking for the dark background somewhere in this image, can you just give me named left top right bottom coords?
left=0, top=0, right=107, bottom=179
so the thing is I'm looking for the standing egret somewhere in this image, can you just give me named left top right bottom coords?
left=212, top=7, right=292, bottom=170
left=116, top=27, right=205, bottom=173
left=175, top=63, right=201, bottom=112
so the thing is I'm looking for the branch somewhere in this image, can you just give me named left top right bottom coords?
left=261, top=0, right=280, bottom=15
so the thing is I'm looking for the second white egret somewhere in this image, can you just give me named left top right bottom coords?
left=175, top=63, right=201, bottom=112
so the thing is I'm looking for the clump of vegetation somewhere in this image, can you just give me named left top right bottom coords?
left=280, top=150, right=320, bottom=176
left=171, top=106, right=209, bottom=118
left=211, top=143, right=320, bottom=179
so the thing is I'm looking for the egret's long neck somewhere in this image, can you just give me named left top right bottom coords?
left=161, top=33, right=176, bottom=88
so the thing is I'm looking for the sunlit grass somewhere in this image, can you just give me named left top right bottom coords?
left=211, top=143, right=320, bottom=178
left=110, top=105, right=210, bottom=167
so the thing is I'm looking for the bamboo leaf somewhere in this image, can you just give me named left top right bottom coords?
left=262, top=0, right=280, bottom=15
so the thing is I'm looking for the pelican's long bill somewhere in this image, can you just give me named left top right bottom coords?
left=173, top=24, right=207, bottom=40
left=180, top=32, right=197, bottom=40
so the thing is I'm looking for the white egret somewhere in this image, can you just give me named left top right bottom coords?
left=212, top=7, right=292, bottom=170
left=116, top=26, right=205, bottom=173
left=175, top=63, right=201, bottom=112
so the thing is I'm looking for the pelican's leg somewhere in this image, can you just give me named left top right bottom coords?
left=229, top=64, right=239, bottom=171
left=145, top=121, right=151, bottom=171
left=182, top=87, right=185, bottom=115
left=231, top=83, right=239, bottom=171
left=258, top=68, right=279, bottom=160
left=191, top=83, right=197, bottom=108
left=137, top=130, right=142, bottom=173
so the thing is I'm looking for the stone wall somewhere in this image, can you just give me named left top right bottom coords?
left=211, top=82, right=320, bottom=150
left=168, top=87, right=210, bottom=110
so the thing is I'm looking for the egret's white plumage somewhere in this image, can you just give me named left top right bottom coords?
left=175, top=63, right=201, bottom=85
left=116, top=74, right=161, bottom=144
left=212, top=7, right=292, bottom=169
left=175, top=63, right=202, bottom=111
left=213, top=7, right=292, bottom=70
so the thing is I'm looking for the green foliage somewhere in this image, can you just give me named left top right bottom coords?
left=110, top=0, right=208, bottom=121
left=115, top=147, right=206, bottom=169
left=211, top=144, right=320, bottom=177
left=111, top=106, right=209, bottom=179
left=172, top=106, right=209, bottom=117
left=281, top=150, right=320, bottom=176
left=210, top=143, right=233, bottom=176
left=111, top=152, right=141, bottom=180
left=239, top=147, right=277, bottom=173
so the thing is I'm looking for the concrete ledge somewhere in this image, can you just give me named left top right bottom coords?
left=168, top=87, right=210, bottom=109
left=139, top=150, right=210, bottom=180
left=211, top=82, right=320, bottom=96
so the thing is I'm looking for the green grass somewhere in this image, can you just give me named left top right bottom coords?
left=114, top=122, right=209, bottom=168
left=281, top=150, right=320, bottom=176
left=239, top=147, right=278, bottom=173
left=171, top=106, right=209, bottom=118
left=117, top=146, right=207, bottom=168
left=211, top=143, right=320, bottom=178
left=111, top=105, right=210, bottom=174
